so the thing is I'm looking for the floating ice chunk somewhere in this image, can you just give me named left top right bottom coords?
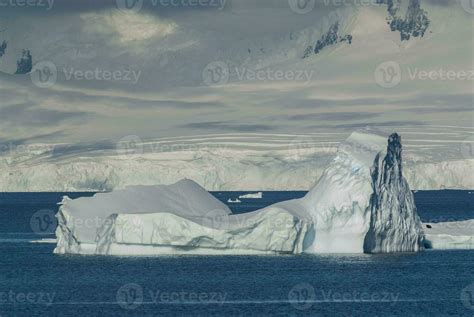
left=423, top=220, right=474, bottom=250
left=239, top=192, right=263, bottom=199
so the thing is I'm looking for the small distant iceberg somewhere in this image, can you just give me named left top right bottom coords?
left=423, top=220, right=474, bottom=250
left=227, top=198, right=242, bottom=203
left=239, top=192, right=263, bottom=199
left=55, top=131, right=434, bottom=255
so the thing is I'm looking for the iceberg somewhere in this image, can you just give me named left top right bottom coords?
left=55, top=132, right=426, bottom=255
left=239, top=192, right=263, bottom=199
left=423, top=220, right=474, bottom=250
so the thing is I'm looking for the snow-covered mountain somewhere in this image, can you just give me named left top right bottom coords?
left=0, top=0, right=472, bottom=191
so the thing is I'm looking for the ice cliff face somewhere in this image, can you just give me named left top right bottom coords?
left=54, top=132, right=426, bottom=255
left=363, top=134, right=424, bottom=253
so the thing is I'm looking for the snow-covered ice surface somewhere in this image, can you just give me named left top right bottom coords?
left=423, top=220, right=474, bottom=250
left=1, top=127, right=473, bottom=192
left=55, top=131, right=428, bottom=255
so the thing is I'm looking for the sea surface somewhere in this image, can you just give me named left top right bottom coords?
left=0, top=190, right=473, bottom=316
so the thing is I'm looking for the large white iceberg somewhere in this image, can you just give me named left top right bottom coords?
left=55, top=131, right=425, bottom=255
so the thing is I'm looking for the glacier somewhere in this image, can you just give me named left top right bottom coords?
left=55, top=131, right=426, bottom=255
left=0, top=130, right=472, bottom=192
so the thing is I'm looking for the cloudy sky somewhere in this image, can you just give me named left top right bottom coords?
left=0, top=0, right=472, bottom=146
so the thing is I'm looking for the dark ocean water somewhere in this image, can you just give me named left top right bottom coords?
left=0, top=190, right=473, bottom=316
